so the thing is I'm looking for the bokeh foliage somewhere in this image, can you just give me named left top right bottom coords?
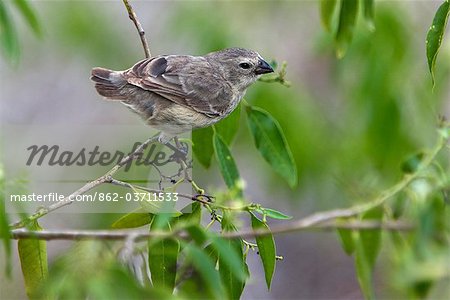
left=1, top=1, right=450, bottom=299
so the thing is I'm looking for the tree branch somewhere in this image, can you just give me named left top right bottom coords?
left=122, top=0, right=151, bottom=58
left=9, top=220, right=413, bottom=241
left=10, top=135, right=160, bottom=229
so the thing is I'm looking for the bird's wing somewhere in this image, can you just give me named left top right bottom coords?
left=124, top=56, right=232, bottom=117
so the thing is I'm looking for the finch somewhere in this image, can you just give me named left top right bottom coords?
left=91, top=48, right=274, bottom=142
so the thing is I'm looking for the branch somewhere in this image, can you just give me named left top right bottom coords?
left=10, top=220, right=413, bottom=241
left=122, top=0, right=151, bottom=58
left=10, top=135, right=160, bottom=229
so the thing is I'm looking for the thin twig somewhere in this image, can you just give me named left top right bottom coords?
left=10, top=135, right=160, bottom=229
left=122, top=0, right=151, bottom=58
left=9, top=220, right=413, bottom=241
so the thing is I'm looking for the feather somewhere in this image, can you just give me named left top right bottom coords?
left=91, top=67, right=127, bottom=100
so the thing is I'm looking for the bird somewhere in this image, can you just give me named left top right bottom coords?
left=91, top=47, right=274, bottom=143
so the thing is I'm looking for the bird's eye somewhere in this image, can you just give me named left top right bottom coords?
left=239, top=62, right=251, bottom=69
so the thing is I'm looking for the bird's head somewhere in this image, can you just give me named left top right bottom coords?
left=206, top=48, right=274, bottom=91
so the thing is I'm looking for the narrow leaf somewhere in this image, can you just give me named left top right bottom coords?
left=18, top=221, right=48, bottom=299
left=335, top=0, right=359, bottom=58
left=192, top=126, right=214, bottom=168
left=355, top=235, right=374, bottom=300
left=214, top=236, right=247, bottom=299
left=337, top=228, right=355, bottom=255
left=111, top=208, right=153, bottom=229
left=320, top=0, right=337, bottom=32
left=177, top=243, right=219, bottom=298
left=184, top=243, right=224, bottom=299
left=250, top=213, right=276, bottom=290
left=254, top=207, right=293, bottom=220
left=185, top=224, right=208, bottom=246
left=0, top=1, right=20, bottom=63
left=426, top=0, right=450, bottom=85
left=354, top=207, right=383, bottom=299
left=362, top=0, right=375, bottom=31
left=0, top=177, right=11, bottom=276
left=12, top=0, right=42, bottom=36
left=177, top=202, right=202, bottom=224
left=215, top=235, right=245, bottom=296
left=213, top=132, right=242, bottom=196
left=214, top=104, right=241, bottom=145
left=148, top=221, right=179, bottom=293
left=246, top=105, right=297, bottom=188
left=360, top=207, right=383, bottom=269
left=219, top=211, right=247, bottom=299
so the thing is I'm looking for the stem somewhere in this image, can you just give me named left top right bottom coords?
left=122, top=0, right=151, bottom=58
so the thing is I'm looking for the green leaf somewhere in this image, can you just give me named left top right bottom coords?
left=177, top=202, right=202, bottom=225
left=400, top=152, right=424, bottom=174
left=246, top=105, right=297, bottom=188
left=177, top=244, right=219, bottom=298
left=213, top=131, right=242, bottom=196
left=337, top=227, right=355, bottom=255
left=192, top=126, right=214, bottom=168
left=335, top=0, right=359, bottom=58
left=184, top=243, right=224, bottom=299
left=360, top=207, right=383, bottom=268
left=12, top=0, right=42, bottom=36
left=111, top=208, right=153, bottom=229
left=148, top=221, right=179, bottom=293
left=88, top=264, right=174, bottom=300
left=213, top=236, right=247, bottom=299
left=250, top=213, right=276, bottom=290
left=426, top=0, right=450, bottom=85
left=214, top=104, right=241, bottom=145
left=355, top=236, right=374, bottom=300
left=320, top=0, right=337, bottom=32
left=254, top=207, right=293, bottom=220
left=185, top=224, right=208, bottom=246
left=355, top=207, right=383, bottom=299
left=0, top=1, right=20, bottom=63
left=18, top=221, right=48, bottom=299
left=171, top=203, right=202, bottom=240
left=362, top=0, right=375, bottom=30
left=219, top=211, right=247, bottom=299
left=0, top=175, right=11, bottom=276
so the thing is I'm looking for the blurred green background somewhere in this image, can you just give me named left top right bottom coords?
left=1, top=1, right=449, bottom=299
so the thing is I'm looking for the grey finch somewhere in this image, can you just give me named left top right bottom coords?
left=91, top=48, right=274, bottom=142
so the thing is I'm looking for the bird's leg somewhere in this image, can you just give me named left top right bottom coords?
left=159, top=135, right=204, bottom=194
left=174, top=137, right=205, bottom=194
left=160, top=134, right=188, bottom=162
left=165, top=142, right=188, bottom=161
left=174, top=137, right=189, bottom=154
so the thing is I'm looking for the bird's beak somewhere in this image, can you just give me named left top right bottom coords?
left=254, top=59, right=274, bottom=75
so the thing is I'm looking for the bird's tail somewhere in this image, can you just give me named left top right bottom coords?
left=91, top=67, right=128, bottom=100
